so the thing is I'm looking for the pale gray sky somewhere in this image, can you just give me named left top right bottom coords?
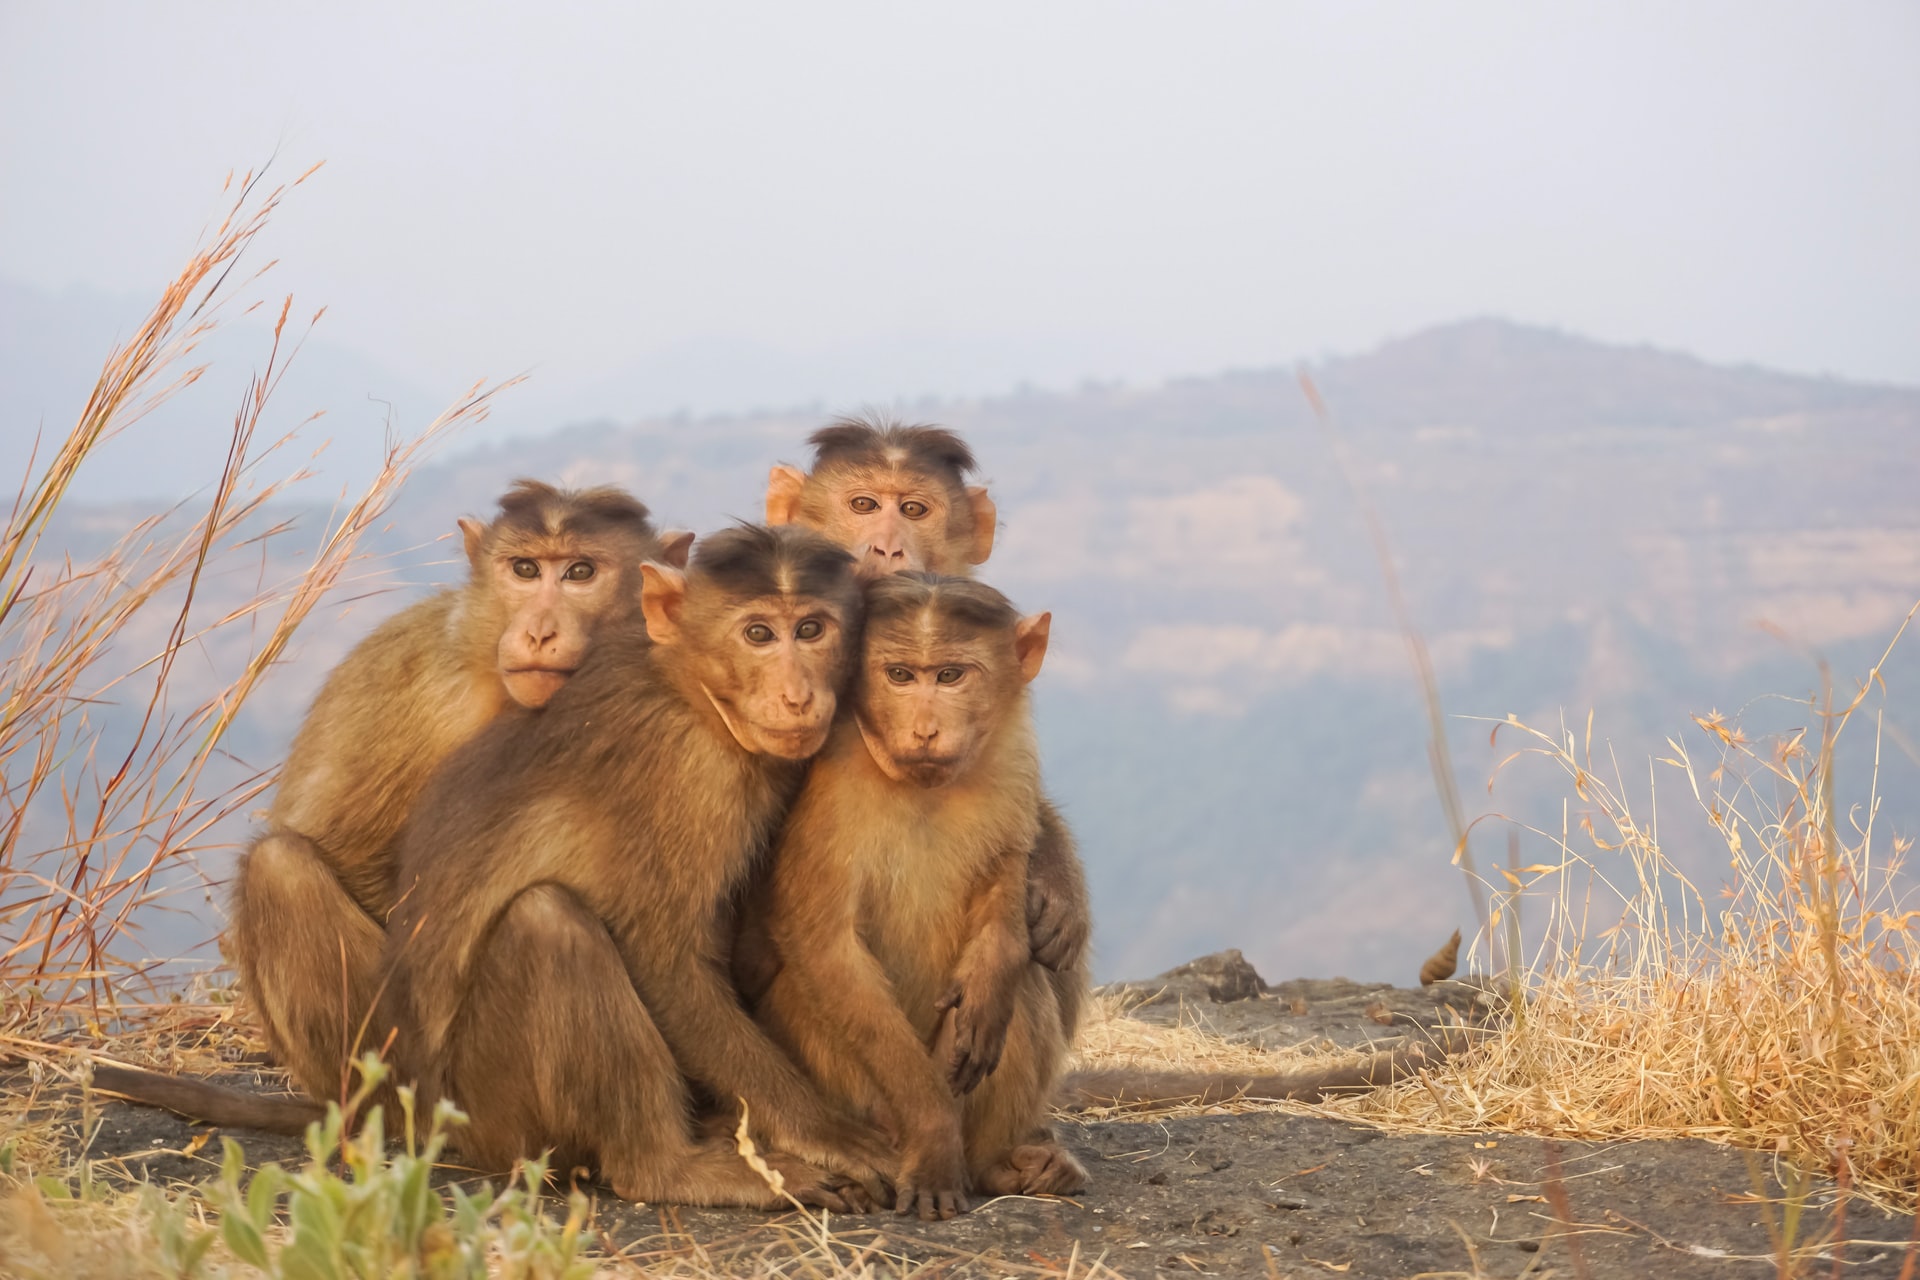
left=3, top=1, right=1916, bottom=436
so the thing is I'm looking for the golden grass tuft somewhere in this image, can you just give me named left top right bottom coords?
left=1324, top=609, right=1920, bottom=1211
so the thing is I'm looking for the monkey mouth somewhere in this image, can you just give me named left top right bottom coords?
left=890, top=752, right=967, bottom=787
left=501, top=666, right=577, bottom=709
left=749, top=723, right=833, bottom=759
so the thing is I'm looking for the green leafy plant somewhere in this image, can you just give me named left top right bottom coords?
left=156, top=1057, right=595, bottom=1280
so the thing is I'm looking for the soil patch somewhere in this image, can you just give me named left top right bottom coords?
left=31, top=956, right=1918, bottom=1278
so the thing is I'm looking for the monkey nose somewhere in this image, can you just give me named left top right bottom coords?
left=782, top=689, right=814, bottom=714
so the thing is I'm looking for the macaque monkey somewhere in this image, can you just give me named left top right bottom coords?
left=227, top=480, right=690, bottom=1106
left=368, top=524, right=888, bottom=1209
left=762, top=417, right=1092, bottom=1033
left=755, top=572, right=1086, bottom=1220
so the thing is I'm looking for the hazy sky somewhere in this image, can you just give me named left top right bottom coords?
left=3, top=2, right=1916, bottom=431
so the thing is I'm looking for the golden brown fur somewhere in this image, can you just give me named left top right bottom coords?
left=227, top=480, right=684, bottom=1108
left=755, top=573, right=1086, bottom=1219
left=370, top=524, right=888, bottom=1210
left=762, top=417, right=1092, bottom=1036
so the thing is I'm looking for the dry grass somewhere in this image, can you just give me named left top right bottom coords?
left=0, top=164, right=513, bottom=1032
left=1318, top=609, right=1920, bottom=1215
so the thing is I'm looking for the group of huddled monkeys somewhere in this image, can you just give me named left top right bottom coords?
left=98, top=418, right=1436, bottom=1220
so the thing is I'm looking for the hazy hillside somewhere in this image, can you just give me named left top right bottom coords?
left=26, top=319, right=1920, bottom=983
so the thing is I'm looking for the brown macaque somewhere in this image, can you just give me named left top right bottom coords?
left=227, top=480, right=690, bottom=1108
left=754, top=573, right=1087, bottom=1220
left=368, top=525, right=890, bottom=1209
left=761, top=417, right=1092, bottom=1035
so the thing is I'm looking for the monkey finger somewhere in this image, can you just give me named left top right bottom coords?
left=933, top=982, right=964, bottom=1013
left=948, top=1051, right=982, bottom=1095
left=1034, top=918, right=1090, bottom=971
left=794, top=1180, right=856, bottom=1213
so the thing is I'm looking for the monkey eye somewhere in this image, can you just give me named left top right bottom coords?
left=900, top=500, right=929, bottom=519
left=849, top=495, right=880, bottom=514
left=563, top=561, right=595, bottom=582
left=794, top=618, right=824, bottom=640
left=745, top=622, right=776, bottom=644
left=936, top=667, right=966, bottom=685
left=511, top=558, right=540, bottom=580
left=886, top=666, right=915, bottom=685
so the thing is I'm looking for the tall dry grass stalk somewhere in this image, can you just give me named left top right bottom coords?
left=1336, top=604, right=1920, bottom=1208
left=0, top=166, right=513, bottom=1029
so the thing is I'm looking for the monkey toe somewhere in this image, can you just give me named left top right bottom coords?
left=1012, top=1142, right=1087, bottom=1196
left=895, top=1180, right=969, bottom=1221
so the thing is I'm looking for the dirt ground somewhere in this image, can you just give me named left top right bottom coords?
left=41, top=954, right=1920, bottom=1278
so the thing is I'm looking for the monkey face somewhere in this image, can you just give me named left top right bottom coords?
left=455, top=484, right=688, bottom=712
left=488, top=544, right=637, bottom=708
left=693, top=596, right=852, bottom=758
left=854, top=609, right=1048, bottom=787
left=767, top=461, right=997, bottom=579
left=640, top=527, right=862, bottom=761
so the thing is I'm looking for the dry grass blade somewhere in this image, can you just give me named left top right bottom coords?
left=1297, top=373, right=1491, bottom=947
left=0, top=166, right=517, bottom=1032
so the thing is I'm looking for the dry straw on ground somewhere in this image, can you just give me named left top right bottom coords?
left=1321, top=617, right=1920, bottom=1214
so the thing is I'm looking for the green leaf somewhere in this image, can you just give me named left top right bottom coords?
left=220, top=1209, right=273, bottom=1269
left=221, top=1136, right=247, bottom=1190
left=248, top=1163, right=286, bottom=1231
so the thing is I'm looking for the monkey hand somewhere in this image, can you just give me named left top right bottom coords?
left=893, top=1142, right=972, bottom=1221
left=934, top=980, right=1012, bottom=1095
left=1026, top=875, right=1090, bottom=973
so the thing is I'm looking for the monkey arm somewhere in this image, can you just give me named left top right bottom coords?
left=1025, top=798, right=1090, bottom=972
left=629, top=926, right=892, bottom=1179
left=939, top=854, right=1033, bottom=1095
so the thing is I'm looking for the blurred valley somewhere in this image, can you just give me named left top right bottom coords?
left=22, top=318, right=1920, bottom=985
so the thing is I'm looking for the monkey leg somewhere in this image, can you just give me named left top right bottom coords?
left=228, top=832, right=387, bottom=1104
left=444, top=884, right=865, bottom=1210
left=962, top=970, right=1087, bottom=1198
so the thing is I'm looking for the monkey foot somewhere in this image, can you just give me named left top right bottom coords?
left=767, top=1154, right=882, bottom=1213
left=977, top=1141, right=1087, bottom=1197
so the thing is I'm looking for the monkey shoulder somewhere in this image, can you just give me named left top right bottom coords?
left=270, top=592, right=478, bottom=835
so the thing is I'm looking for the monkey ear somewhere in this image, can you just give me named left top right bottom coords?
left=965, top=486, right=997, bottom=565
left=639, top=562, right=688, bottom=646
left=765, top=465, right=807, bottom=525
left=656, top=529, right=695, bottom=569
left=457, top=517, right=487, bottom=567
left=1013, top=611, right=1051, bottom=684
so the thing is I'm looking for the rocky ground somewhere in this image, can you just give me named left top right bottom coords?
left=49, top=954, right=1920, bottom=1278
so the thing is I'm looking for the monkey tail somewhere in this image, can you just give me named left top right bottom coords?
left=1056, top=1029, right=1467, bottom=1111
left=89, top=1064, right=327, bottom=1136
